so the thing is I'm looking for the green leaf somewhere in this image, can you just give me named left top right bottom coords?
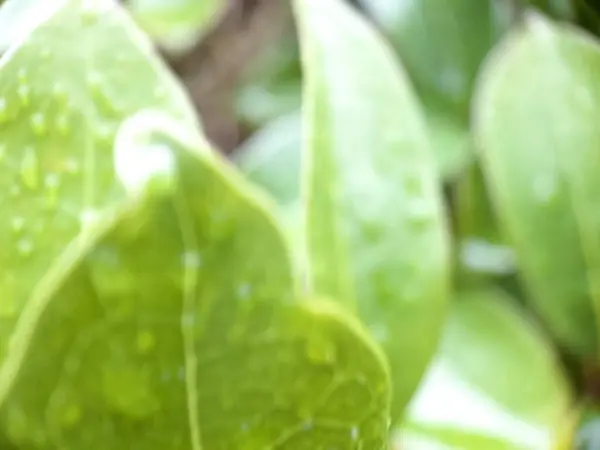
left=127, top=0, right=225, bottom=53
left=0, top=112, right=392, bottom=449
left=400, top=290, right=574, bottom=450
left=473, top=13, right=600, bottom=356
left=0, top=0, right=197, bottom=367
left=293, top=0, right=450, bottom=422
left=380, top=0, right=499, bottom=114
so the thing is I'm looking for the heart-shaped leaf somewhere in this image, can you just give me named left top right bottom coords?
left=473, top=13, right=600, bottom=356
left=293, top=0, right=450, bottom=422
left=0, top=111, right=392, bottom=449
left=399, top=290, right=574, bottom=450
left=0, top=0, right=197, bottom=366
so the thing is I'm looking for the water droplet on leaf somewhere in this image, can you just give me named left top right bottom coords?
left=20, top=147, right=39, bottom=189
left=102, top=365, right=160, bottom=418
left=136, top=331, right=156, bottom=354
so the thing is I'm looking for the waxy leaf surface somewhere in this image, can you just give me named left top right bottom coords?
left=0, top=0, right=197, bottom=367
left=474, top=14, right=600, bottom=356
left=293, top=0, right=450, bottom=421
left=0, top=112, right=392, bottom=450
left=401, top=290, right=573, bottom=450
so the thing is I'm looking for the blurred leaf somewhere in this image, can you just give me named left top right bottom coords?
left=454, top=163, right=517, bottom=282
left=236, top=36, right=302, bottom=129
left=127, top=0, right=225, bottom=54
left=424, top=100, right=472, bottom=178
left=235, top=111, right=302, bottom=207
left=376, top=0, right=499, bottom=114
left=360, top=0, right=504, bottom=178
left=0, top=0, right=58, bottom=53
left=293, top=0, right=450, bottom=422
left=234, top=112, right=304, bottom=269
left=0, top=111, right=392, bottom=449
left=237, top=82, right=302, bottom=134
left=474, top=13, right=600, bottom=357
left=0, top=0, right=197, bottom=368
left=400, top=290, right=574, bottom=450
left=527, top=0, right=574, bottom=19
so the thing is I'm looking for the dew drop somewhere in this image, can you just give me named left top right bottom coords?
left=181, top=251, right=202, bottom=269
left=17, top=68, right=27, bottom=81
left=136, top=331, right=156, bottom=354
left=301, top=420, right=314, bottom=431
left=44, top=173, right=61, bottom=208
left=17, top=84, right=30, bottom=106
left=30, top=112, right=47, bottom=136
left=63, top=157, right=80, bottom=174
left=406, top=198, right=431, bottom=227
left=181, top=313, right=196, bottom=329
left=52, top=83, right=68, bottom=104
left=532, top=173, right=557, bottom=204
left=9, top=185, right=21, bottom=198
left=305, top=336, right=336, bottom=365
left=80, top=208, right=101, bottom=228
left=16, top=238, right=33, bottom=258
left=237, top=283, right=251, bottom=300
left=59, top=403, right=82, bottom=428
left=0, top=98, right=8, bottom=123
left=10, top=216, right=25, bottom=234
left=20, top=147, right=39, bottom=189
left=87, top=71, right=102, bottom=90
left=350, top=426, right=359, bottom=441
left=55, top=114, right=69, bottom=135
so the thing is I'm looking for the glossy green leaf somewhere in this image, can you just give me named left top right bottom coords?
left=474, top=14, right=600, bottom=356
left=293, top=0, right=450, bottom=421
left=0, top=111, right=392, bottom=449
left=399, top=290, right=574, bottom=450
left=127, top=0, right=224, bottom=53
left=0, top=0, right=197, bottom=368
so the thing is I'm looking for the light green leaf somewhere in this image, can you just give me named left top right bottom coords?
left=127, top=0, right=225, bottom=54
left=293, top=0, right=450, bottom=422
left=473, top=13, right=600, bottom=356
left=400, top=290, right=574, bottom=450
left=0, top=0, right=197, bottom=367
left=0, top=112, right=392, bottom=449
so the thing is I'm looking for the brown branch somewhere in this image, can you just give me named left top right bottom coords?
left=167, top=0, right=293, bottom=152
